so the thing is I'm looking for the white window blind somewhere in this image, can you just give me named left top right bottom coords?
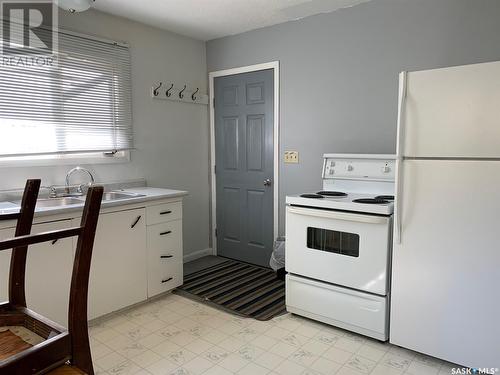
left=0, top=24, right=133, bottom=157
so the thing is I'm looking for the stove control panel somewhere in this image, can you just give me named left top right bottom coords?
left=322, top=154, right=396, bottom=181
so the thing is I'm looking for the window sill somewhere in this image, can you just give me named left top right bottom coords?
left=0, top=151, right=131, bottom=168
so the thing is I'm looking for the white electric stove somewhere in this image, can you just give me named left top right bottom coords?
left=285, top=154, right=396, bottom=341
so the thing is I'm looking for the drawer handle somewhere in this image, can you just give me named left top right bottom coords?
left=161, top=277, right=173, bottom=283
left=131, top=215, right=142, bottom=228
left=160, top=210, right=172, bottom=215
left=160, top=255, right=173, bottom=259
left=160, top=230, right=172, bottom=236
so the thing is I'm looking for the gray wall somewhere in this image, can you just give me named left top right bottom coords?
left=207, top=0, right=500, bottom=235
left=0, top=10, right=210, bottom=257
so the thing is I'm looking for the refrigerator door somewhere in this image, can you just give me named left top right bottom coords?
left=391, top=159, right=500, bottom=368
left=403, top=61, right=500, bottom=158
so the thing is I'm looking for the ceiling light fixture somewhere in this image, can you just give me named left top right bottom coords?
left=57, top=0, right=95, bottom=13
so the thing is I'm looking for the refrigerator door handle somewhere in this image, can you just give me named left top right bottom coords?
left=395, top=71, right=407, bottom=244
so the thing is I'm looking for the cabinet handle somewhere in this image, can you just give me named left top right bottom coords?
left=131, top=215, right=142, bottom=228
left=160, top=230, right=172, bottom=236
left=159, top=210, right=172, bottom=215
left=160, top=255, right=173, bottom=259
left=51, top=239, right=58, bottom=245
left=161, top=277, right=173, bottom=283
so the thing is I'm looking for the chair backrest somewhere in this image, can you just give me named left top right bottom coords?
left=0, top=180, right=103, bottom=375
left=9, top=179, right=41, bottom=308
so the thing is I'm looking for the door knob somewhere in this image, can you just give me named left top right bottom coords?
left=264, top=179, right=272, bottom=186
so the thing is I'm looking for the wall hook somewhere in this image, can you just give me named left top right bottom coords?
left=153, top=82, right=162, bottom=97
left=166, top=83, right=174, bottom=97
left=179, top=85, right=187, bottom=99
left=191, top=88, right=199, bottom=101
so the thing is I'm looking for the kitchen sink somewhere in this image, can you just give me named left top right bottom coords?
left=102, top=191, right=146, bottom=201
left=8, top=191, right=145, bottom=209
left=9, top=197, right=84, bottom=208
left=36, top=197, right=84, bottom=207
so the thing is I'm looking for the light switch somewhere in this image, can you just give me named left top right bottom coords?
left=284, top=151, right=299, bottom=163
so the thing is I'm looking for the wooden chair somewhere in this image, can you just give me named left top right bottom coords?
left=0, top=179, right=103, bottom=375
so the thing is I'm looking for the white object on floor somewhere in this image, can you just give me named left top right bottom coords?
left=391, top=60, right=500, bottom=369
left=286, top=154, right=395, bottom=341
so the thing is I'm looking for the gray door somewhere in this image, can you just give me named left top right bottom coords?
left=215, top=69, right=274, bottom=267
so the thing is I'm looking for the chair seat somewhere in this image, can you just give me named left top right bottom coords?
left=0, top=328, right=31, bottom=361
left=0, top=325, right=45, bottom=361
left=47, top=365, right=86, bottom=375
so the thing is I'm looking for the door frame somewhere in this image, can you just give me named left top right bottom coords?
left=208, top=61, right=280, bottom=255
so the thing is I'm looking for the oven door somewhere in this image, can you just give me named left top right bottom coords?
left=286, top=205, right=391, bottom=295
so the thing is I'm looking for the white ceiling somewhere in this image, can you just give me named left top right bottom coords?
left=92, top=0, right=371, bottom=41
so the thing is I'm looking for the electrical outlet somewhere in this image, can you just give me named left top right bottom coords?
left=284, top=151, right=299, bottom=163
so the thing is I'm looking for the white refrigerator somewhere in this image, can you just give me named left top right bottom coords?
left=391, top=61, right=500, bottom=368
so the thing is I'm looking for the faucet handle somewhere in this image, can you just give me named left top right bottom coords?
left=49, top=186, right=58, bottom=198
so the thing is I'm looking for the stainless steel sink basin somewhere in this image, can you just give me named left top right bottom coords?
left=8, top=190, right=145, bottom=209
left=9, top=197, right=84, bottom=208
left=36, top=197, right=84, bottom=207
left=102, top=191, right=145, bottom=201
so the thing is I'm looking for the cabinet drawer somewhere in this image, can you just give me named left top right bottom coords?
left=148, top=258, right=183, bottom=297
left=146, top=202, right=182, bottom=225
left=147, top=220, right=182, bottom=259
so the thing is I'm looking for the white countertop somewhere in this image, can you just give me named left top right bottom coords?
left=0, top=187, right=188, bottom=219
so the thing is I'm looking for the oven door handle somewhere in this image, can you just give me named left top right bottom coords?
left=287, top=206, right=389, bottom=224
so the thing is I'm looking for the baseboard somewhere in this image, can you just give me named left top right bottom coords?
left=183, top=248, right=213, bottom=263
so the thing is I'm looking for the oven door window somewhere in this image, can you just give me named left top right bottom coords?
left=306, top=227, right=359, bottom=257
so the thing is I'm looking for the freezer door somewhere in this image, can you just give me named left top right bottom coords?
left=402, top=61, right=500, bottom=158
left=391, top=160, right=500, bottom=368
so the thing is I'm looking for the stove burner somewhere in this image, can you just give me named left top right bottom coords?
left=353, top=198, right=390, bottom=205
left=300, top=193, right=324, bottom=199
left=317, top=191, right=348, bottom=197
left=375, top=195, right=394, bottom=201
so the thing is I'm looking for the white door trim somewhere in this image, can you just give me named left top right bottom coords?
left=208, top=61, right=280, bottom=255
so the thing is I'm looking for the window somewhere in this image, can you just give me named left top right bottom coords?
left=307, top=227, right=360, bottom=257
left=0, top=24, right=133, bottom=159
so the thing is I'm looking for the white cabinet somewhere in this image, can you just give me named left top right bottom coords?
left=147, top=220, right=183, bottom=297
left=0, top=220, right=74, bottom=327
left=1, top=197, right=184, bottom=322
left=146, top=202, right=183, bottom=298
left=75, top=208, right=148, bottom=319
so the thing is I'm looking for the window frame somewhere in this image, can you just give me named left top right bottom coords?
left=0, top=25, right=132, bottom=167
left=0, top=150, right=131, bottom=168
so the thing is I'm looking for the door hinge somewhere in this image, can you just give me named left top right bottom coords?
left=215, top=228, right=218, bottom=237
left=214, top=165, right=216, bottom=174
left=212, top=97, right=215, bottom=108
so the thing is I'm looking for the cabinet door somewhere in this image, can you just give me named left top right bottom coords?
left=0, top=220, right=74, bottom=327
left=81, top=208, right=147, bottom=319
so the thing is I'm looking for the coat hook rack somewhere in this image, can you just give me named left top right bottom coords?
left=151, top=82, right=208, bottom=105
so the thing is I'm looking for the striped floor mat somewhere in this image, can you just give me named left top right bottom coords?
left=175, top=259, right=286, bottom=321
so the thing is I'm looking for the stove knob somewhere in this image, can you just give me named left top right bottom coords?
left=347, top=165, right=354, bottom=172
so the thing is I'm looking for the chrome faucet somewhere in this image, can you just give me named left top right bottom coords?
left=65, top=166, right=95, bottom=195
